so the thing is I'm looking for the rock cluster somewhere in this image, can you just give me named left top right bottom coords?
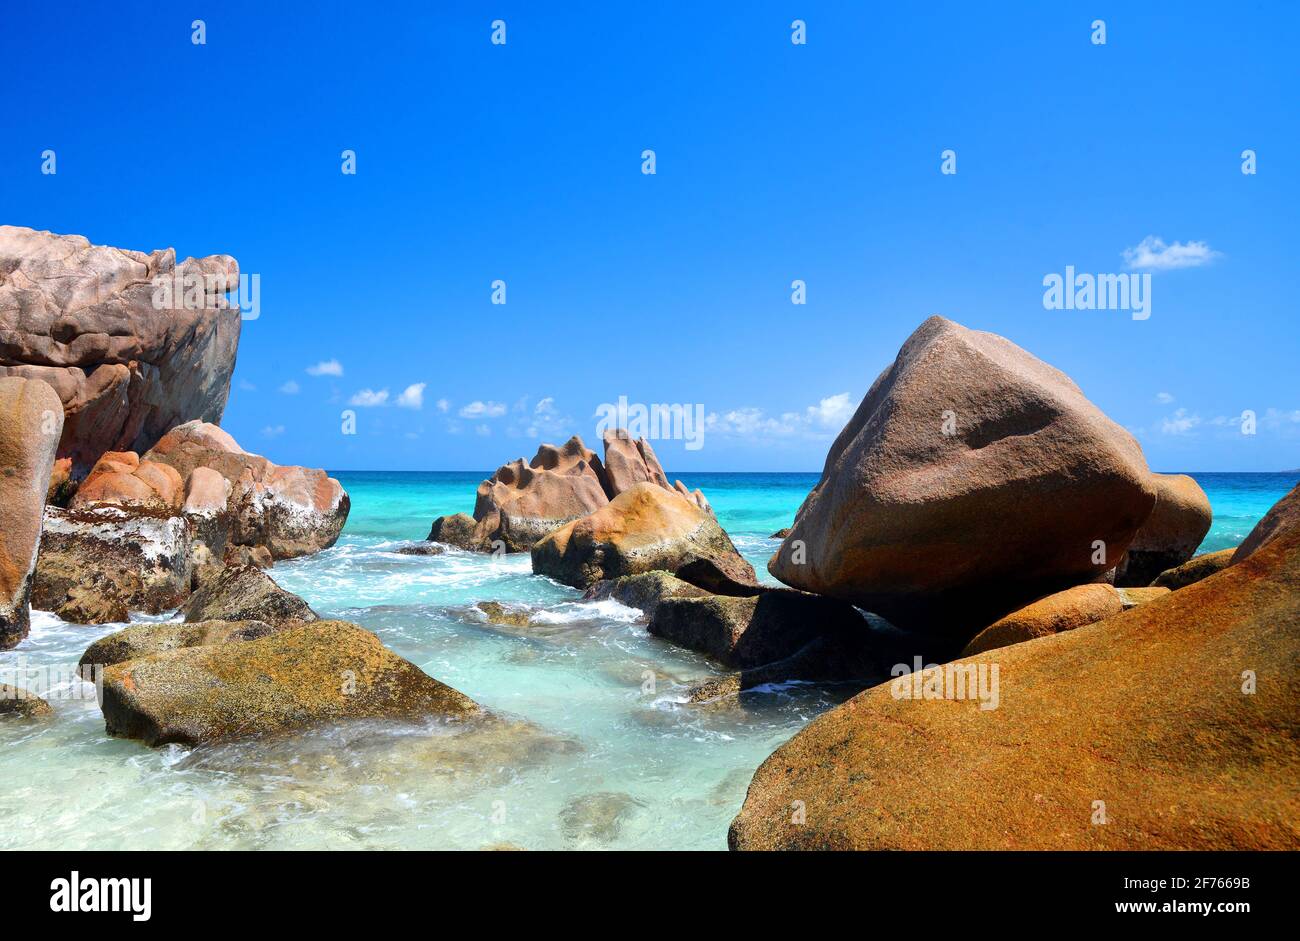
left=428, top=430, right=709, bottom=553
left=0, top=225, right=240, bottom=477
left=729, top=499, right=1300, bottom=850
left=32, top=422, right=348, bottom=622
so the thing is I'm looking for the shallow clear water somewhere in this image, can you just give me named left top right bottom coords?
left=1, top=470, right=1294, bottom=850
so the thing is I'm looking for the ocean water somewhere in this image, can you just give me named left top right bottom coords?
left=1, top=470, right=1293, bottom=850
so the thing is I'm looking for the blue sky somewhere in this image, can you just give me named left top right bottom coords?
left=4, top=1, right=1297, bottom=472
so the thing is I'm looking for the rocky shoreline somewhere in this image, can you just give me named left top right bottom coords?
left=2, top=227, right=1296, bottom=851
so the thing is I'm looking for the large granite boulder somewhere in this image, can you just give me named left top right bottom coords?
left=80, top=619, right=279, bottom=671
left=0, top=376, right=63, bottom=648
left=182, top=564, right=318, bottom=627
left=99, top=620, right=481, bottom=746
left=1233, top=482, right=1300, bottom=563
left=768, top=316, right=1157, bottom=633
left=1151, top=547, right=1235, bottom=590
left=730, top=524, right=1300, bottom=850
left=1115, top=473, right=1212, bottom=587
left=959, top=583, right=1125, bottom=656
left=0, top=226, right=240, bottom=477
left=32, top=505, right=191, bottom=621
left=531, top=483, right=757, bottom=592
left=144, top=421, right=349, bottom=560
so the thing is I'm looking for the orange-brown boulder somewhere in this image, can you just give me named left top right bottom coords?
left=531, top=482, right=757, bottom=592
left=730, top=526, right=1300, bottom=850
left=1116, top=473, right=1212, bottom=586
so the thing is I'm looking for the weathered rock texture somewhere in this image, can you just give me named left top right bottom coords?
left=0, top=376, right=64, bottom=648
left=0, top=226, right=241, bottom=477
left=1116, top=473, right=1212, bottom=587
left=100, top=620, right=481, bottom=746
left=32, top=506, right=191, bottom=621
left=768, top=316, right=1157, bottom=634
left=70, top=451, right=183, bottom=511
left=429, top=432, right=711, bottom=552
left=144, top=421, right=348, bottom=560
left=1152, top=547, right=1235, bottom=590
left=730, top=525, right=1300, bottom=850
left=80, top=619, right=279, bottom=671
left=959, top=584, right=1125, bottom=656
left=183, top=564, right=318, bottom=627
left=531, top=483, right=757, bottom=592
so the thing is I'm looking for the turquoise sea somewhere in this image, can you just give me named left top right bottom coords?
left=1, top=471, right=1294, bottom=850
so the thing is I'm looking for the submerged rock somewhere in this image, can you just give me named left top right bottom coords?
left=959, top=584, right=1125, bottom=656
left=0, top=225, right=240, bottom=476
left=80, top=619, right=279, bottom=671
left=100, top=620, right=481, bottom=747
left=559, top=791, right=646, bottom=844
left=183, top=564, right=317, bottom=627
left=32, top=505, right=192, bottom=620
left=0, top=376, right=64, bottom=648
left=581, top=571, right=710, bottom=619
left=0, top=684, right=53, bottom=719
left=1151, top=547, right=1235, bottom=590
left=1116, top=473, right=1212, bottom=587
left=531, top=483, right=757, bottom=591
left=768, top=316, right=1156, bottom=634
left=730, top=521, right=1300, bottom=850
left=473, top=600, right=532, bottom=628
left=394, top=541, right=445, bottom=556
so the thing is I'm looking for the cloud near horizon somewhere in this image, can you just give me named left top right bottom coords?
left=705, top=392, right=856, bottom=441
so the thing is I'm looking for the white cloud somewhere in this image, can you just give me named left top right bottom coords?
left=523, top=396, right=572, bottom=438
left=279, top=380, right=300, bottom=395
left=1123, top=236, right=1221, bottom=271
left=1160, top=408, right=1201, bottom=435
left=1155, top=391, right=1175, bottom=404
left=459, top=400, right=507, bottom=419
left=705, top=393, right=856, bottom=441
left=261, top=424, right=285, bottom=438
left=395, top=382, right=426, bottom=409
left=349, top=388, right=390, bottom=407
left=475, top=424, right=492, bottom=436
left=306, top=359, right=344, bottom=377
left=237, top=379, right=256, bottom=392
left=435, top=398, right=450, bottom=413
